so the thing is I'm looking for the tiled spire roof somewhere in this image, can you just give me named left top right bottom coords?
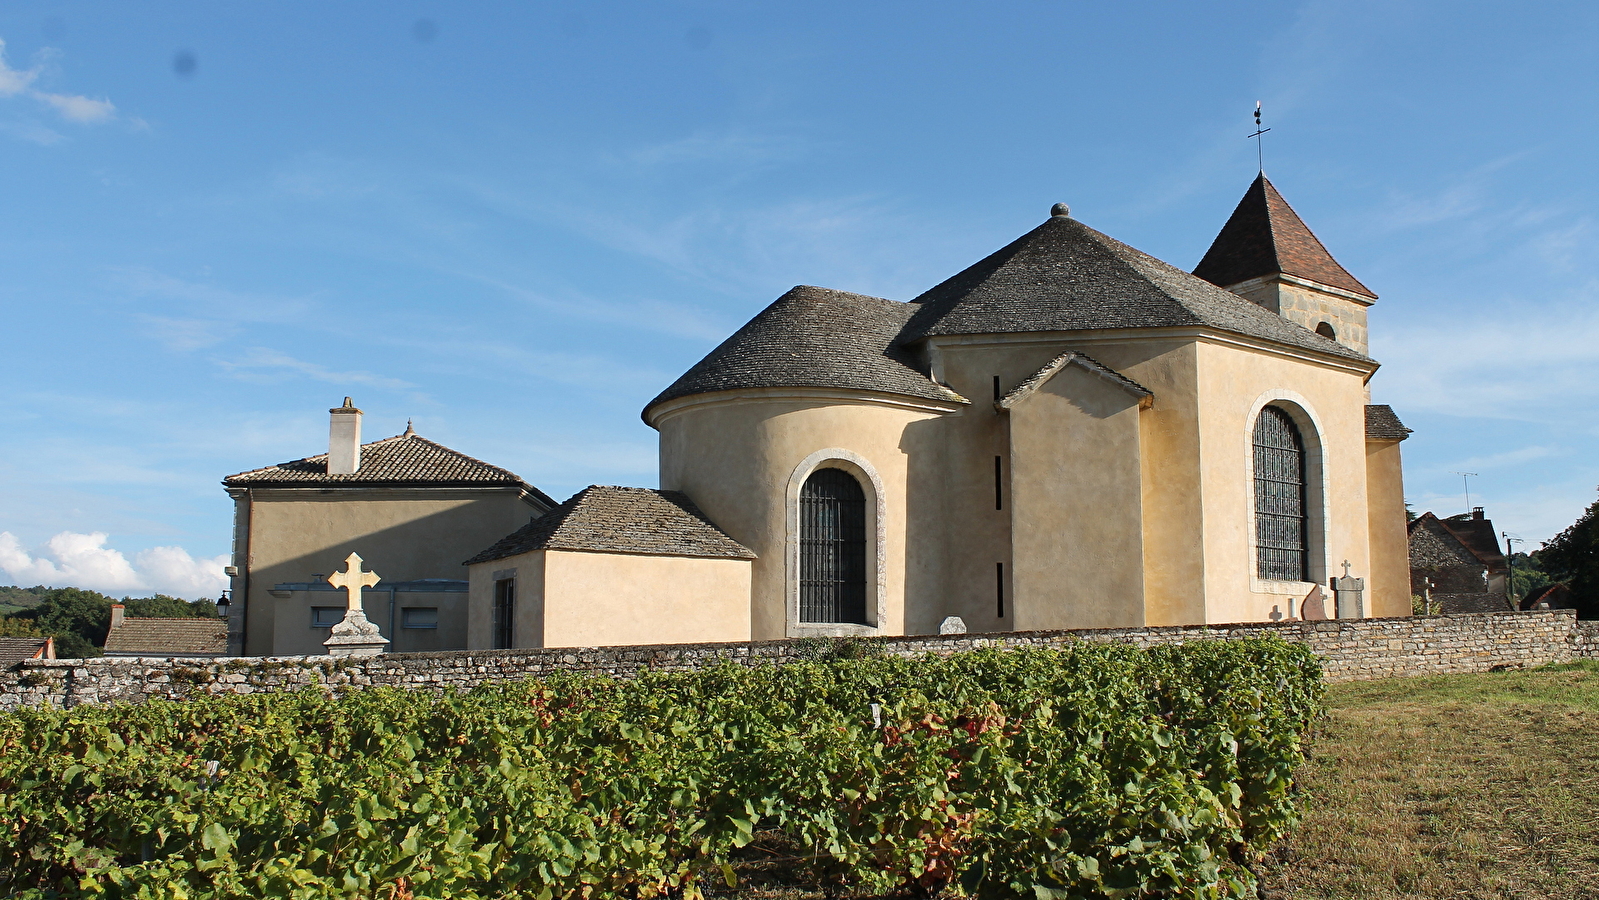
left=465, top=486, right=755, bottom=564
left=225, top=432, right=554, bottom=504
left=1193, top=173, right=1377, bottom=300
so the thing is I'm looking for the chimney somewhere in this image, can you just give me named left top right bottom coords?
left=110, top=604, right=125, bottom=630
left=1472, top=506, right=1485, bottom=520
left=328, top=397, right=363, bottom=475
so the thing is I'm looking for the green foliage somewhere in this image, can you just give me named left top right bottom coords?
left=0, top=617, right=46, bottom=638
left=0, top=585, right=52, bottom=610
left=1507, top=552, right=1553, bottom=607
left=122, top=594, right=220, bottom=619
left=5, top=588, right=117, bottom=658
left=0, top=639, right=1323, bottom=899
left=1541, top=491, right=1599, bottom=619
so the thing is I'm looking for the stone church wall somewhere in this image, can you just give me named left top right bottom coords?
left=2, top=610, right=1593, bottom=712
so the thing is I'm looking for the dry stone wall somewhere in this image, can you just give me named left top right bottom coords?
left=2, top=609, right=1594, bottom=712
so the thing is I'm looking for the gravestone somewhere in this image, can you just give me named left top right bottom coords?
left=939, top=616, right=967, bottom=635
left=1299, top=584, right=1328, bottom=621
left=323, top=553, right=390, bottom=657
left=1332, top=560, right=1365, bottom=619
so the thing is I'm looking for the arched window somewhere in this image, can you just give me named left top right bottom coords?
left=799, top=468, right=868, bottom=624
left=1253, top=406, right=1309, bottom=581
left=1315, top=321, right=1337, bottom=341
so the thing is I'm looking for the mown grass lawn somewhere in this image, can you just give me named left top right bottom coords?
left=1259, top=660, right=1599, bottom=900
left=729, top=660, right=1599, bottom=899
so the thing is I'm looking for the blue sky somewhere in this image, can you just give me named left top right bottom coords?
left=1, top=1, right=1596, bottom=597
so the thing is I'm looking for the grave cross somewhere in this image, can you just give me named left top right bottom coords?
left=327, top=553, right=381, bottom=612
left=1341, top=559, right=1353, bottom=578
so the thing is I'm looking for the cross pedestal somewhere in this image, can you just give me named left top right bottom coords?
left=323, top=552, right=390, bottom=657
left=1331, top=559, right=1366, bottom=620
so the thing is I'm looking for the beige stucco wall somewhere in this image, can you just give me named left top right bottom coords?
left=1365, top=439, right=1411, bottom=617
left=1005, top=362, right=1146, bottom=630
left=233, top=488, right=544, bottom=656
left=466, top=549, right=750, bottom=648
left=1194, top=340, right=1374, bottom=624
left=657, top=396, right=950, bottom=640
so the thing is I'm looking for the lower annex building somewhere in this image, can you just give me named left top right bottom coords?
left=224, top=174, right=1412, bottom=656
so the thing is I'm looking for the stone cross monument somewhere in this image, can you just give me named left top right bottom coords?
left=323, top=552, right=390, bottom=657
left=1332, top=559, right=1366, bottom=620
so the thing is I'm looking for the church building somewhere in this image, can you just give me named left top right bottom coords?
left=225, top=174, right=1412, bottom=656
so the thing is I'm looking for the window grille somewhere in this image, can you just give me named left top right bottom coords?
left=1253, top=406, right=1309, bottom=581
left=799, top=468, right=868, bottom=624
left=492, top=579, right=515, bottom=649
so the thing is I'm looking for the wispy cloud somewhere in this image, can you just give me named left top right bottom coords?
left=0, top=531, right=226, bottom=597
left=213, top=347, right=419, bottom=392
left=0, top=39, right=117, bottom=130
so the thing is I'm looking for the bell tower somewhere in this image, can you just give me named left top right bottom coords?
left=1193, top=173, right=1377, bottom=355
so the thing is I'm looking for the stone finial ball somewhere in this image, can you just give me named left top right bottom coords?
left=1050, top=202, right=1071, bottom=218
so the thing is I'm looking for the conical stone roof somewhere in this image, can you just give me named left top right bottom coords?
left=899, top=209, right=1367, bottom=361
left=1193, top=173, right=1376, bottom=299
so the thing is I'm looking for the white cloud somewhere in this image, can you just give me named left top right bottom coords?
left=0, top=531, right=227, bottom=598
left=0, top=38, right=117, bottom=127
left=38, top=91, right=114, bottom=123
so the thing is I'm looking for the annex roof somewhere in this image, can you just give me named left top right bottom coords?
left=1409, top=511, right=1508, bottom=573
left=997, top=350, right=1152, bottom=410
left=104, top=617, right=228, bottom=657
left=465, top=486, right=756, bottom=565
left=1192, top=173, right=1377, bottom=300
left=0, top=636, right=52, bottom=668
left=1364, top=404, right=1412, bottom=441
left=645, top=285, right=966, bottom=419
left=899, top=209, right=1370, bottom=363
left=225, top=431, right=555, bottom=504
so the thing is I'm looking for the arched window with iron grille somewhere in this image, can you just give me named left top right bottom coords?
left=799, top=467, right=868, bottom=624
left=1253, top=406, right=1309, bottom=581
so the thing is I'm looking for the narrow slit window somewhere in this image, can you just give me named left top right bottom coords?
left=994, top=456, right=1003, bottom=510
left=799, top=468, right=868, bottom=625
left=996, top=562, right=1005, bottom=618
left=492, top=578, right=515, bottom=649
left=1253, top=406, right=1309, bottom=581
left=992, top=375, right=1001, bottom=402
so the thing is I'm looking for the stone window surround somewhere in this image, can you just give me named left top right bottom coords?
left=1245, top=390, right=1332, bottom=606
left=784, top=448, right=888, bottom=638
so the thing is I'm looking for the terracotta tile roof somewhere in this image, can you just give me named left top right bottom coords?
left=646, top=285, right=967, bottom=418
left=1365, top=404, right=1412, bottom=441
left=224, top=432, right=555, bottom=504
left=899, top=210, right=1369, bottom=362
left=466, top=486, right=756, bottom=565
left=0, top=636, right=52, bottom=668
left=104, top=617, right=228, bottom=657
left=1193, top=173, right=1377, bottom=299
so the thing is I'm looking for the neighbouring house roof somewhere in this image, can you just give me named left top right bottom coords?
left=898, top=209, right=1370, bottom=363
left=1365, top=404, right=1412, bottom=441
left=645, top=285, right=967, bottom=418
left=1522, top=583, right=1573, bottom=611
left=1434, top=592, right=1515, bottom=615
left=466, top=486, right=756, bottom=565
left=1192, top=173, right=1378, bottom=299
left=1409, top=511, right=1508, bottom=574
left=224, top=431, right=555, bottom=504
left=997, top=350, right=1153, bottom=410
left=1439, top=512, right=1508, bottom=573
left=104, top=617, right=228, bottom=657
left=0, top=636, right=52, bottom=668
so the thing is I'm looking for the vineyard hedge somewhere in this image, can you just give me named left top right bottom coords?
left=0, top=638, right=1323, bottom=899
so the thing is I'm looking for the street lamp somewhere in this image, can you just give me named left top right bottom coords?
left=216, top=590, right=231, bottom=619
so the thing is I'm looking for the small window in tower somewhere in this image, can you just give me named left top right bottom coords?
left=1315, top=321, right=1337, bottom=341
left=311, top=606, right=344, bottom=628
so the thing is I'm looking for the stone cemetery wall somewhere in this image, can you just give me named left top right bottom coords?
left=2, top=609, right=1593, bottom=711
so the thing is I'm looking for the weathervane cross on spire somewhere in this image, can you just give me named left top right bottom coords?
left=1248, top=101, right=1271, bottom=172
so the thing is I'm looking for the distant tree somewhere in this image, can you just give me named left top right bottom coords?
left=122, top=594, right=218, bottom=618
left=1507, top=551, right=1553, bottom=606
left=0, top=617, right=46, bottom=638
left=1404, top=500, right=1418, bottom=523
left=1540, top=491, right=1599, bottom=620
left=8, top=587, right=116, bottom=658
left=0, top=585, right=51, bottom=611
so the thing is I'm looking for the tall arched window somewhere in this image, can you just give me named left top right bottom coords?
left=1253, top=406, right=1309, bottom=581
left=799, top=468, right=868, bottom=624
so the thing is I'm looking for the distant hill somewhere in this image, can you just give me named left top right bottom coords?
left=0, top=585, right=51, bottom=615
